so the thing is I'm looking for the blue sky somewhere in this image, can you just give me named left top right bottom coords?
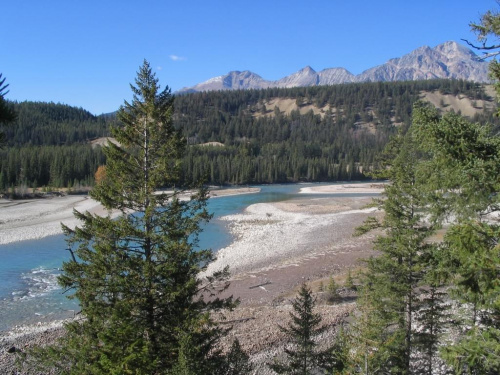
left=2, top=0, right=497, bottom=115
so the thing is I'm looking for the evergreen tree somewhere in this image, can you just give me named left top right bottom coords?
left=329, top=326, right=352, bottom=375
left=352, top=121, right=438, bottom=374
left=413, top=102, right=500, bottom=374
left=327, top=275, right=340, bottom=303
left=269, top=284, right=334, bottom=374
left=27, top=60, right=237, bottom=374
left=344, top=269, right=355, bottom=290
left=0, top=73, right=16, bottom=146
left=466, top=5, right=500, bottom=114
left=353, top=102, right=500, bottom=373
left=413, top=243, right=450, bottom=375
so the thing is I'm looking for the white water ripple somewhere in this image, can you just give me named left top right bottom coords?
left=15, top=266, right=61, bottom=300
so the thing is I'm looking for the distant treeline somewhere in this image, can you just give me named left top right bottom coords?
left=0, top=79, right=498, bottom=190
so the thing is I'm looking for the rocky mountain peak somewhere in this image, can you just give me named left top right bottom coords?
left=434, top=40, right=477, bottom=60
left=178, top=41, right=490, bottom=93
left=300, top=66, right=316, bottom=73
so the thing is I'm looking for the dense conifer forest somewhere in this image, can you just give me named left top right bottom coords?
left=0, top=102, right=110, bottom=191
left=0, top=79, right=497, bottom=192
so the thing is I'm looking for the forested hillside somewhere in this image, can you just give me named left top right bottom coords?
left=4, top=102, right=110, bottom=147
left=176, top=79, right=498, bottom=185
left=1, top=79, right=498, bottom=192
left=0, top=102, right=111, bottom=190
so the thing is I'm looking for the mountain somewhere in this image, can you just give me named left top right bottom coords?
left=357, top=41, right=488, bottom=82
left=179, top=41, right=489, bottom=93
left=180, top=71, right=270, bottom=93
left=318, top=68, right=356, bottom=85
left=275, top=66, right=319, bottom=87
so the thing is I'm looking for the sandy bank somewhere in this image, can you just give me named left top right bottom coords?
left=299, top=182, right=387, bottom=194
left=209, top=187, right=260, bottom=198
left=0, top=187, right=261, bottom=245
left=0, top=196, right=105, bottom=245
left=203, top=196, right=379, bottom=278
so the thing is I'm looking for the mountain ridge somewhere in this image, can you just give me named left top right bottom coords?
left=179, top=41, right=489, bottom=93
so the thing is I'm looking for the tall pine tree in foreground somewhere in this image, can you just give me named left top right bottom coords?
left=27, top=61, right=237, bottom=374
left=352, top=102, right=500, bottom=374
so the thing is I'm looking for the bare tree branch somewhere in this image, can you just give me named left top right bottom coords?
left=461, top=39, right=500, bottom=60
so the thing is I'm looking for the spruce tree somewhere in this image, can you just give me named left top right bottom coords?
left=344, top=269, right=355, bottom=290
left=413, top=102, right=500, bottom=374
left=354, top=128, right=433, bottom=374
left=28, top=60, right=237, bottom=374
left=0, top=73, right=16, bottom=146
left=413, top=243, right=450, bottom=375
left=354, top=102, right=500, bottom=374
left=269, top=284, right=334, bottom=375
left=326, top=275, right=340, bottom=304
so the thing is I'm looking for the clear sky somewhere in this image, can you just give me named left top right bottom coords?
left=2, top=0, right=497, bottom=115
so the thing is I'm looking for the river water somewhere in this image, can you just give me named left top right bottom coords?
left=0, top=184, right=310, bottom=332
left=0, top=183, right=376, bottom=332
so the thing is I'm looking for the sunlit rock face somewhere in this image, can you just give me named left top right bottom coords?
left=178, top=41, right=490, bottom=93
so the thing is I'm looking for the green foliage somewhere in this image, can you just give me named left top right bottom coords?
left=27, top=61, right=238, bottom=374
left=469, top=6, right=500, bottom=113
left=441, top=326, right=500, bottom=375
left=344, top=270, right=354, bottom=290
left=5, top=101, right=110, bottom=147
left=327, top=326, right=353, bottom=375
left=326, top=275, right=340, bottom=303
left=318, top=281, right=324, bottom=292
left=0, top=73, right=16, bottom=146
left=413, top=102, right=500, bottom=222
left=269, top=284, right=335, bottom=374
left=0, top=144, right=105, bottom=189
left=412, top=102, right=500, bottom=374
left=413, top=99, right=500, bottom=374
left=2, top=79, right=498, bottom=189
left=413, top=284, right=450, bottom=375
left=352, top=114, right=445, bottom=374
left=0, top=101, right=111, bottom=191
left=353, top=216, right=380, bottom=236
left=353, top=100, right=500, bottom=374
left=439, top=222, right=500, bottom=374
left=177, top=79, right=497, bottom=185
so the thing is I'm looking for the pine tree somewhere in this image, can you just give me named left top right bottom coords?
left=413, top=243, right=450, bottom=375
left=413, top=102, right=500, bottom=374
left=352, top=124, right=437, bottom=374
left=345, top=269, right=355, bottom=290
left=0, top=73, right=16, bottom=146
left=466, top=6, right=500, bottom=115
left=27, top=60, right=237, bottom=374
left=327, top=275, right=340, bottom=303
left=439, top=221, right=500, bottom=375
left=269, top=284, right=334, bottom=375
